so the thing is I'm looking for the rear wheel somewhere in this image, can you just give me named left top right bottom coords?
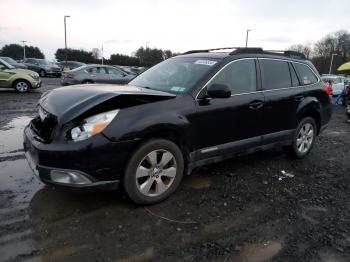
left=285, top=117, right=317, bottom=159
left=13, top=80, right=31, bottom=93
left=123, top=139, right=184, bottom=204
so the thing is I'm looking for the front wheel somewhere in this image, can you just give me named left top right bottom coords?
left=123, top=139, right=184, bottom=204
left=285, top=117, right=317, bottom=159
left=13, top=80, right=31, bottom=93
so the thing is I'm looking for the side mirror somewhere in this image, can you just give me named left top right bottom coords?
left=207, top=84, right=231, bottom=98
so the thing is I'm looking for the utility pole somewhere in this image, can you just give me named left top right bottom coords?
left=64, top=15, right=70, bottom=68
left=245, top=29, right=251, bottom=48
left=21, top=40, right=27, bottom=59
left=101, top=45, right=104, bottom=65
left=329, top=53, right=337, bottom=74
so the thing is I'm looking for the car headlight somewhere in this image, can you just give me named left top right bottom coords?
left=30, top=73, right=39, bottom=79
left=70, top=109, right=119, bottom=142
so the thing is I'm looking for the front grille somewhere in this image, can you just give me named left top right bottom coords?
left=31, top=107, right=58, bottom=143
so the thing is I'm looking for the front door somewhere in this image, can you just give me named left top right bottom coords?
left=0, top=67, right=13, bottom=87
left=193, top=58, right=265, bottom=159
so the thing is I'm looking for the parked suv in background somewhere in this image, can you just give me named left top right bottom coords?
left=60, top=64, right=135, bottom=86
left=23, top=58, right=61, bottom=77
left=24, top=47, right=332, bottom=204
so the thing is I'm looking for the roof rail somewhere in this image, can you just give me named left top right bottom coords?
left=183, top=47, right=307, bottom=60
left=182, top=47, right=239, bottom=55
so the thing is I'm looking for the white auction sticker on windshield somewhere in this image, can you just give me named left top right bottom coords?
left=194, top=60, right=217, bottom=66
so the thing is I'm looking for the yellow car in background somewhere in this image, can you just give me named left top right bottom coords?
left=0, top=58, right=41, bottom=92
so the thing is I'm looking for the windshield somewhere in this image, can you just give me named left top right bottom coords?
left=38, top=59, right=51, bottom=65
left=129, top=57, right=220, bottom=94
left=1, top=57, right=16, bottom=64
left=0, top=58, right=15, bottom=69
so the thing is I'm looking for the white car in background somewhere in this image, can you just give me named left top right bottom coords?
left=321, top=75, right=346, bottom=96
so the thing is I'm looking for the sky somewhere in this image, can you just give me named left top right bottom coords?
left=0, top=0, right=349, bottom=61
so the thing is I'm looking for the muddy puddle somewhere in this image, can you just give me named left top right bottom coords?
left=0, top=115, right=42, bottom=204
left=0, top=115, right=43, bottom=262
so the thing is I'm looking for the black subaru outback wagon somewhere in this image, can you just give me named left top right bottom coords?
left=24, top=47, right=332, bottom=204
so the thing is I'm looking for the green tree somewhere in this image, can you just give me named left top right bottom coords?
left=109, top=53, right=140, bottom=66
left=135, top=47, right=165, bottom=66
left=55, top=48, right=97, bottom=63
left=0, top=44, right=45, bottom=60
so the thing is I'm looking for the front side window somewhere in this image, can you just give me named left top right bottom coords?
left=260, top=59, right=291, bottom=90
left=293, top=63, right=318, bottom=85
left=207, top=59, right=257, bottom=95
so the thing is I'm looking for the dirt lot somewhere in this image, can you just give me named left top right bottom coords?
left=0, top=79, right=350, bottom=262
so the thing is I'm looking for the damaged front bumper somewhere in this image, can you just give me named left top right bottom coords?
left=23, top=124, right=136, bottom=191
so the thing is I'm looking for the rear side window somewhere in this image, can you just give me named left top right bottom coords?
left=293, top=63, right=318, bottom=85
left=289, top=63, right=300, bottom=86
left=209, top=59, right=257, bottom=95
left=260, top=59, right=291, bottom=90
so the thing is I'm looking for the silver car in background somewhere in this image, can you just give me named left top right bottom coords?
left=60, top=64, right=135, bottom=86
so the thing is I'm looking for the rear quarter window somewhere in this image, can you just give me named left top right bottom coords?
left=293, top=63, right=318, bottom=85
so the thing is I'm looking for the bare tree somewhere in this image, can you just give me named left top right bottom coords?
left=91, top=48, right=101, bottom=59
left=288, top=44, right=312, bottom=59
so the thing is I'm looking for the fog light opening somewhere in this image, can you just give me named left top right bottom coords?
left=50, top=170, right=92, bottom=185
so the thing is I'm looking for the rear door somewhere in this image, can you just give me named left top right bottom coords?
left=259, top=58, right=304, bottom=144
left=193, top=58, right=265, bottom=158
left=94, top=67, right=110, bottom=83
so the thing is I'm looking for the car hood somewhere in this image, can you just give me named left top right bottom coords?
left=3, top=68, right=35, bottom=75
left=39, top=84, right=176, bottom=124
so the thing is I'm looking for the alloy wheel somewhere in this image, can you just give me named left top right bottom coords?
left=136, top=150, right=177, bottom=197
left=296, top=123, right=314, bottom=154
left=16, top=81, right=29, bottom=92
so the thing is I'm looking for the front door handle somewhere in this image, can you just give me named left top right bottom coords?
left=249, top=100, right=264, bottom=110
left=294, top=94, right=304, bottom=102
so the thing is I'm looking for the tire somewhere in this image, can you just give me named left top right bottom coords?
left=285, top=117, right=317, bottom=159
left=82, top=80, right=93, bottom=84
left=39, top=69, right=46, bottom=77
left=13, top=80, right=31, bottom=93
left=123, top=139, right=184, bottom=205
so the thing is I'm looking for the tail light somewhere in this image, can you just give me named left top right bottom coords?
left=324, top=86, right=333, bottom=96
left=323, top=82, right=333, bottom=101
left=346, top=84, right=350, bottom=94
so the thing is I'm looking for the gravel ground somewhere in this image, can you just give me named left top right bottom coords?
left=0, top=79, right=350, bottom=262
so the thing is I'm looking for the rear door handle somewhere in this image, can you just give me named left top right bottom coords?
left=294, top=94, right=304, bottom=101
left=249, top=100, right=264, bottom=110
